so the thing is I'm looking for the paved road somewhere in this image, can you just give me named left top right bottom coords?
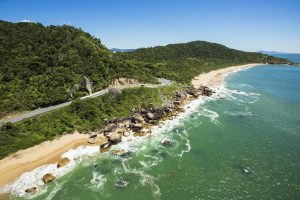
left=0, top=78, right=172, bottom=125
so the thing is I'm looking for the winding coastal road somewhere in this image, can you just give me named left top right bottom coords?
left=0, top=78, right=172, bottom=125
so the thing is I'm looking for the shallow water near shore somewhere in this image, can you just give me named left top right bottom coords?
left=5, top=63, right=300, bottom=199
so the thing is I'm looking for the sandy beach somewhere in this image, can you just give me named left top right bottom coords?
left=0, top=132, right=88, bottom=187
left=0, top=63, right=263, bottom=194
left=191, top=63, right=263, bottom=88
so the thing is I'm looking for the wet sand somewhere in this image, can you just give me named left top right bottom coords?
left=0, top=132, right=88, bottom=187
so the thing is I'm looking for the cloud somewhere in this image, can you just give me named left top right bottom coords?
left=20, top=19, right=32, bottom=23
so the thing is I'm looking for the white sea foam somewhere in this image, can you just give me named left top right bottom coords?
left=90, top=171, right=107, bottom=189
left=177, top=138, right=191, bottom=158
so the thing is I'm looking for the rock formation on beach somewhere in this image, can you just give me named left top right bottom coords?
left=57, top=157, right=70, bottom=168
left=25, top=187, right=37, bottom=193
left=43, top=173, right=56, bottom=184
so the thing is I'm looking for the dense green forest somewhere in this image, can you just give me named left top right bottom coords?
left=0, top=20, right=291, bottom=118
left=0, top=20, right=157, bottom=117
left=116, top=41, right=292, bottom=83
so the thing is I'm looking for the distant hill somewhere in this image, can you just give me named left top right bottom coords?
left=117, top=41, right=292, bottom=83
left=110, top=48, right=135, bottom=53
left=258, top=50, right=287, bottom=54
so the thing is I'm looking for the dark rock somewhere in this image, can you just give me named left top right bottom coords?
left=115, top=179, right=129, bottom=188
left=199, top=85, right=214, bottom=96
left=100, top=142, right=112, bottom=153
left=161, top=138, right=172, bottom=146
left=131, top=123, right=143, bottom=131
left=239, top=165, right=253, bottom=175
left=25, top=187, right=37, bottom=193
left=89, top=133, right=97, bottom=138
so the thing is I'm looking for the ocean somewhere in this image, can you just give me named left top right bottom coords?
left=6, top=54, right=300, bottom=200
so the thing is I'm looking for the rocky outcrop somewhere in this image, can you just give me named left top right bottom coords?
left=198, top=85, right=214, bottom=96
left=131, top=123, right=143, bottom=132
left=131, top=114, right=145, bottom=124
left=107, top=132, right=122, bottom=144
left=82, top=76, right=92, bottom=95
left=68, top=84, right=80, bottom=99
left=111, top=78, right=138, bottom=87
left=146, top=112, right=155, bottom=120
left=161, top=138, right=172, bottom=146
left=43, top=173, right=56, bottom=184
left=100, top=142, right=112, bottom=153
left=104, top=123, right=118, bottom=133
left=57, top=157, right=70, bottom=168
left=25, top=187, right=37, bottom=193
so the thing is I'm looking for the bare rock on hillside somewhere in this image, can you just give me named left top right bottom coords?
left=82, top=76, right=92, bottom=95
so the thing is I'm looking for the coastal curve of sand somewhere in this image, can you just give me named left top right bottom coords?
left=191, top=63, right=263, bottom=88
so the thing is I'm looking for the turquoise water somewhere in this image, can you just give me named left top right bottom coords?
left=11, top=58, right=300, bottom=199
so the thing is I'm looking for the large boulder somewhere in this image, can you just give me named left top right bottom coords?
left=107, top=132, right=122, bottom=143
left=57, top=157, right=70, bottom=168
left=82, top=76, right=92, bottom=95
left=132, top=114, right=145, bottom=123
left=104, top=123, right=118, bottom=133
left=199, top=85, right=214, bottom=96
left=100, top=142, right=112, bottom=153
left=68, top=84, right=80, bottom=99
left=131, top=123, right=143, bottom=131
left=43, top=173, right=56, bottom=184
left=146, top=112, right=155, bottom=120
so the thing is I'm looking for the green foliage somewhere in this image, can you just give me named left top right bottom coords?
left=0, top=85, right=178, bottom=159
left=0, top=20, right=157, bottom=117
left=116, top=41, right=293, bottom=84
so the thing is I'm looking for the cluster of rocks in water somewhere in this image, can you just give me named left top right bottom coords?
left=25, top=85, right=214, bottom=193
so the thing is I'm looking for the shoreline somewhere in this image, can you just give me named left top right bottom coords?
left=0, top=63, right=263, bottom=196
left=0, top=132, right=88, bottom=187
left=191, top=63, right=263, bottom=88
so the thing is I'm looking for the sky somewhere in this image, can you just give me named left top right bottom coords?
left=0, top=0, right=299, bottom=53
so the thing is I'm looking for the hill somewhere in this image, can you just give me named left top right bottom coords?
left=0, top=21, right=293, bottom=118
left=0, top=20, right=156, bottom=117
left=110, top=48, right=135, bottom=53
left=117, top=41, right=292, bottom=83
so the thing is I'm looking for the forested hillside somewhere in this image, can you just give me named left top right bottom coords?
left=0, top=21, right=292, bottom=118
left=0, top=20, right=156, bottom=117
left=117, top=41, right=292, bottom=83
